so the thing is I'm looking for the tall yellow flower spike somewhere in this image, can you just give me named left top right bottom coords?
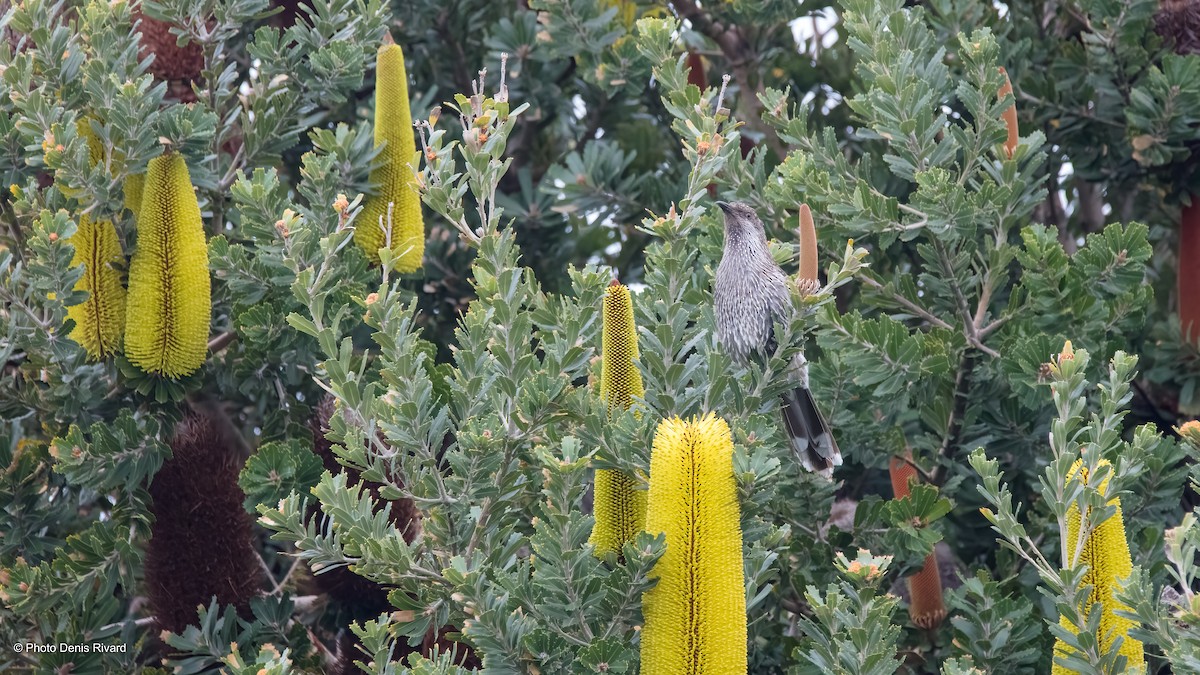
left=66, top=213, right=127, bottom=360
left=65, top=119, right=127, bottom=360
left=641, top=413, right=747, bottom=674
left=124, top=173, right=145, bottom=221
left=1051, top=458, right=1144, bottom=674
left=354, top=35, right=424, bottom=271
left=589, top=281, right=647, bottom=558
left=124, top=152, right=211, bottom=378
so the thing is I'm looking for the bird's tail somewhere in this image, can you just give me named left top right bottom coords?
left=780, top=386, right=841, bottom=478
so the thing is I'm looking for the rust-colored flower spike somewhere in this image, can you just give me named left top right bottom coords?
left=999, top=67, right=1019, bottom=159
left=589, top=280, right=648, bottom=559
left=889, top=453, right=947, bottom=629
left=797, top=203, right=819, bottom=297
left=145, top=412, right=260, bottom=633
left=641, top=414, right=746, bottom=673
left=1051, top=458, right=1144, bottom=674
left=64, top=120, right=127, bottom=360
left=132, top=8, right=204, bottom=102
left=123, top=152, right=211, bottom=378
left=354, top=33, right=425, bottom=271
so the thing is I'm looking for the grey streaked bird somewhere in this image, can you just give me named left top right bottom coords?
left=713, top=200, right=841, bottom=478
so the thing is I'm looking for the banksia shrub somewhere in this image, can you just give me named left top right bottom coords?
left=641, top=413, right=747, bottom=674
left=145, top=412, right=260, bottom=633
left=65, top=214, right=127, bottom=360
left=124, top=152, right=211, bottom=378
left=1050, top=458, right=1144, bottom=673
left=590, top=280, right=648, bottom=558
left=354, top=36, right=424, bottom=271
left=889, top=454, right=946, bottom=629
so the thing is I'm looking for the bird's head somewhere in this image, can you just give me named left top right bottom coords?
left=716, top=201, right=767, bottom=247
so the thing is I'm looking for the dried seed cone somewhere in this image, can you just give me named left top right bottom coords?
left=65, top=214, right=127, bottom=360
left=888, top=454, right=946, bottom=629
left=641, top=414, right=746, bottom=674
left=1051, top=459, right=1144, bottom=674
left=590, top=281, right=647, bottom=558
left=124, top=152, right=211, bottom=378
left=132, top=8, right=203, bottom=102
left=145, top=413, right=259, bottom=633
left=1156, top=0, right=1200, bottom=54
left=355, top=41, right=424, bottom=270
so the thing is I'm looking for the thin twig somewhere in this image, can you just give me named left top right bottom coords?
left=859, top=274, right=953, bottom=331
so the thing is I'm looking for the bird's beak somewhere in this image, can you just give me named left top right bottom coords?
left=715, top=201, right=731, bottom=213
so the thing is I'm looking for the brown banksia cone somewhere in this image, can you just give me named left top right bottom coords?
left=1156, top=0, right=1200, bottom=54
left=132, top=7, right=204, bottom=103
left=308, top=395, right=417, bottom=613
left=145, top=411, right=260, bottom=633
left=888, top=453, right=947, bottom=629
left=269, top=0, right=310, bottom=28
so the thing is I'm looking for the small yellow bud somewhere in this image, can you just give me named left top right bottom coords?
left=1059, top=340, right=1075, bottom=361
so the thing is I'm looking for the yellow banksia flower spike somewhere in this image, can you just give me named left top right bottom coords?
left=589, top=280, right=647, bottom=558
left=76, top=119, right=104, bottom=166
left=355, top=34, right=424, bottom=271
left=124, top=152, right=211, bottom=378
left=1051, top=458, right=1144, bottom=674
left=64, top=118, right=127, bottom=360
left=124, top=173, right=145, bottom=221
left=641, top=413, right=747, bottom=674
left=65, top=213, right=127, bottom=360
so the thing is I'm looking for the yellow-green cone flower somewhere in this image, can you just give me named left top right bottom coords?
left=641, top=413, right=747, bottom=674
left=1051, top=458, right=1144, bottom=674
left=354, top=38, right=424, bottom=271
left=64, top=119, right=127, bottom=360
left=124, top=173, right=145, bottom=221
left=77, top=119, right=104, bottom=166
left=589, top=281, right=647, bottom=558
left=124, top=152, right=211, bottom=378
left=65, top=213, right=127, bottom=360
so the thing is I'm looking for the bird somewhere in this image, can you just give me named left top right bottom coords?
left=712, top=200, right=841, bottom=478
